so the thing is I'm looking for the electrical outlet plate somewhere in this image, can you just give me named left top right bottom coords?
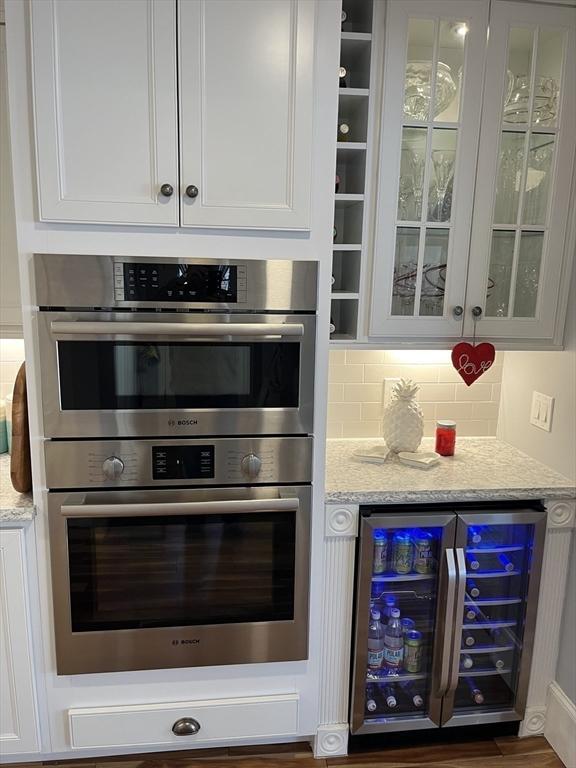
left=530, top=391, right=554, bottom=432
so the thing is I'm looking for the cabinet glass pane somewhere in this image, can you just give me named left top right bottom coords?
left=429, top=130, right=457, bottom=222
left=455, top=522, right=536, bottom=714
left=523, top=134, right=554, bottom=225
left=404, top=20, right=435, bottom=122
left=434, top=21, right=466, bottom=123
left=365, top=525, right=441, bottom=726
left=420, top=228, right=448, bottom=316
left=513, top=231, right=544, bottom=317
left=486, top=231, right=515, bottom=317
left=392, top=227, right=420, bottom=315
left=398, top=128, right=427, bottom=221
left=533, top=29, right=564, bottom=127
left=503, top=28, right=534, bottom=124
left=494, top=133, right=525, bottom=225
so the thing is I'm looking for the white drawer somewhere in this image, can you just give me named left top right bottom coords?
left=68, top=693, right=299, bottom=750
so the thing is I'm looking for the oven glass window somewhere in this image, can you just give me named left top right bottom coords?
left=67, top=512, right=296, bottom=631
left=57, top=342, right=299, bottom=409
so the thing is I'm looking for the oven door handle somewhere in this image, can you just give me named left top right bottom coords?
left=61, top=497, right=300, bottom=517
left=50, top=321, right=305, bottom=339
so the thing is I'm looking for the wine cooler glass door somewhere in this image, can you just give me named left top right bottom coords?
left=441, top=510, right=546, bottom=726
left=350, top=512, right=457, bottom=734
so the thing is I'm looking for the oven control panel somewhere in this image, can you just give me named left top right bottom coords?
left=114, top=262, right=247, bottom=303
left=44, top=437, right=312, bottom=488
left=152, top=445, right=215, bottom=480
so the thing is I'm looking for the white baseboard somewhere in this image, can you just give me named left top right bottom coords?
left=545, top=681, right=576, bottom=768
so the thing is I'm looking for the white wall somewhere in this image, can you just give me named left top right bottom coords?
left=498, top=264, right=576, bottom=706
left=328, top=349, right=504, bottom=438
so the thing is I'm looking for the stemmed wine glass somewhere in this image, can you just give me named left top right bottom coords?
left=431, top=149, right=455, bottom=221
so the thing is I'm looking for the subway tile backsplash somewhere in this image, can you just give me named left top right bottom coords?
left=327, top=349, right=503, bottom=439
left=0, top=338, right=25, bottom=400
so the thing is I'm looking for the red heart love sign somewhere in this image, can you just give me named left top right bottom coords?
left=451, top=342, right=496, bottom=386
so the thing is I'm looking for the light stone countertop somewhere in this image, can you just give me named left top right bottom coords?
left=0, top=454, right=35, bottom=522
left=326, top=437, right=575, bottom=505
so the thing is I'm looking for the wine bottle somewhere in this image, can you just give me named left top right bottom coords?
left=329, top=319, right=336, bottom=335
left=467, top=555, right=480, bottom=571
left=365, top=683, right=379, bottom=714
left=465, top=677, right=485, bottom=705
left=461, top=654, right=474, bottom=670
left=465, top=605, right=479, bottom=622
left=339, top=66, right=348, bottom=88
left=467, top=580, right=480, bottom=599
left=492, top=656, right=505, bottom=670
left=499, top=553, right=515, bottom=572
left=400, top=680, right=424, bottom=708
left=382, top=684, right=397, bottom=709
left=341, top=9, right=347, bottom=26
left=469, top=527, right=482, bottom=545
left=463, top=630, right=476, bottom=647
left=335, top=173, right=341, bottom=193
left=338, top=122, right=350, bottom=141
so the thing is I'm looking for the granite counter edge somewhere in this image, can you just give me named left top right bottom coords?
left=325, top=486, right=576, bottom=506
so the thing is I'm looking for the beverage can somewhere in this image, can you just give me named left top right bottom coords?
left=404, top=630, right=423, bottom=673
left=373, top=531, right=388, bottom=574
left=392, top=532, right=413, bottom=574
left=414, top=532, right=434, bottom=574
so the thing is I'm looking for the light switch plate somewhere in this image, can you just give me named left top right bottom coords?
left=530, top=391, right=554, bottom=432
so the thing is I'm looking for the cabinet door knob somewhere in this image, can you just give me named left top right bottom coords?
left=172, top=717, right=201, bottom=736
left=452, top=305, right=464, bottom=318
left=471, top=306, right=483, bottom=318
left=185, top=185, right=199, bottom=199
left=160, top=183, right=174, bottom=197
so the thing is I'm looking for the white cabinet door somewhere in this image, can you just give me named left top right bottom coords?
left=465, top=1, right=576, bottom=342
left=369, top=0, right=489, bottom=338
left=179, top=0, right=314, bottom=230
left=0, top=529, right=39, bottom=755
left=0, top=25, right=21, bottom=333
left=30, top=0, right=178, bottom=225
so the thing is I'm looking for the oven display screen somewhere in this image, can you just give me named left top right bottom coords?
left=152, top=445, right=215, bottom=480
left=123, top=263, right=239, bottom=302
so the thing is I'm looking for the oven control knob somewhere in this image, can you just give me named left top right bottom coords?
left=240, top=453, right=262, bottom=479
left=102, top=456, right=125, bottom=480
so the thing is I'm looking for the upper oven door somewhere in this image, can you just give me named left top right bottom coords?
left=38, top=312, right=315, bottom=438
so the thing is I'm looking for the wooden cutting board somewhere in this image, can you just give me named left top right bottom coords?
left=10, top=362, right=32, bottom=493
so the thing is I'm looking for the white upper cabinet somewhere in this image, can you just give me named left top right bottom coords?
left=369, top=0, right=489, bottom=338
left=179, top=0, right=314, bottom=229
left=29, top=0, right=314, bottom=230
left=31, top=0, right=178, bottom=226
left=465, top=1, right=576, bottom=341
left=1, top=25, right=22, bottom=333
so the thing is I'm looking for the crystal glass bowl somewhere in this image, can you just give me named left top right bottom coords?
left=404, top=61, right=457, bottom=121
left=504, top=73, right=559, bottom=125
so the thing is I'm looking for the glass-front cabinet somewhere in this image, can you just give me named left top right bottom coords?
left=465, top=1, right=576, bottom=341
left=370, top=0, right=488, bottom=338
left=369, top=0, right=575, bottom=345
left=351, top=507, right=546, bottom=734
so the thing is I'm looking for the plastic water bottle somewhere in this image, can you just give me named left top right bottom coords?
left=384, top=608, right=404, bottom=669
left=384, top=594, right=397, bottom=618
left=367, top=608, right=385, bottom=669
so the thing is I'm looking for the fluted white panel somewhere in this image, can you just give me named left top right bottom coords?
left=522, top=500, right=575, bottom=733
left=318, top=536, right=356, bottom=725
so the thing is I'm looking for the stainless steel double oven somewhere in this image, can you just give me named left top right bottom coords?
left=35, top=254, right=317, bottom=675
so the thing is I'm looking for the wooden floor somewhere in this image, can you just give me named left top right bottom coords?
left=17, top=735, right=564, bottom=768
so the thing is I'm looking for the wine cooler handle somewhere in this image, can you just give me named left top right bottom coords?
left=434, top=548, right=458, bottom=697
left=447, top=548, right=468, bottom=695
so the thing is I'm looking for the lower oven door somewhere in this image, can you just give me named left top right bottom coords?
left=38, top=311, right=315, bottom=438
left=48, top=486, right=311, bottom=674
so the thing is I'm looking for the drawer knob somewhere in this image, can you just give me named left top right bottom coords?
left=160, top=183, right=174, bottom=197
left=172, top=717, right=201, bottom=736
left=185, top=184, right=199, bottom=199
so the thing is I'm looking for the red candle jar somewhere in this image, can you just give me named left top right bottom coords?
left=435, top=420, right=456, bottom=456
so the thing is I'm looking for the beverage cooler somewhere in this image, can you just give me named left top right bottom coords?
left=350, top=506, right=546, bottom=734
